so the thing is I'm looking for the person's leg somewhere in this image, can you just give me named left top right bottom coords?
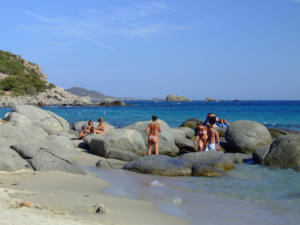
left=148, top=138, right=152, bottom=155
left=199, top=140, right=203, bottom=151
left=154, top=139, right=159, bottom=155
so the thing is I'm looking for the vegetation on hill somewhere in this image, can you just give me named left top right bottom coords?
left=0, top=50, right=54, bottom=95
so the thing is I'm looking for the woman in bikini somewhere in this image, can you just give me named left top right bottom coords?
left=145, top=115, right=161, bottom=155
left=194, top=122, right=208, bottom=151
left=93, top=118, right=106, bottom=135
left=78, top=120, right=94, bottom=139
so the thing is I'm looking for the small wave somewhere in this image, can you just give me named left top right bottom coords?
left=172, top=197, right=182, bottom=205
left=150, top=180, right=164, bottom=187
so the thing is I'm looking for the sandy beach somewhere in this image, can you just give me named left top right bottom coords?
left=0, top=168, right=188, bottom=225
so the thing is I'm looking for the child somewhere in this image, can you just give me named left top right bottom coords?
left=194, top=122, right=207, bottom=151
left=205, top=116, right=220, bottom=151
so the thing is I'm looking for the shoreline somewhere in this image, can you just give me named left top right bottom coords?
left=0, top=168, right=188, bottom=225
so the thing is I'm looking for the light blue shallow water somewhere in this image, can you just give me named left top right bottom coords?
left=90, top=165, right=300, bottom=225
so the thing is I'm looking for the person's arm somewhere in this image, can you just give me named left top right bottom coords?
left=158, top=124, right=161, bottom=133
left=194, top=135, right=199, bottom=146
left=216, top=130, right=220, bottom=151
left=102, top=124, right=106, bottom=134
left=224, top=119, right=230, bottom=126
left=145, top=125, right=150, bottom=136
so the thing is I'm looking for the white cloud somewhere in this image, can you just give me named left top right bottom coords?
left=21, top=1, right=185, bottom=53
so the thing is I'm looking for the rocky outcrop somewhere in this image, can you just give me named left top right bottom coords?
left=226, top=153, right=253, bottom=164
left=180, top=118, right=202, bottom=130
left=264, top=134, right=300, bottom=171
left=96, top=158, right=128, bottom=169
left=98, top=100, right=127, bottom=106
left=0, top=105, right=85, bottom=174
left=252, top=145, right=270, bottom=164
left=192, top=165, right=225, bottom=177
left=125, top=120, right=179, bottom=156
left=225, top=120, right=272, bottom=154
left=166, top=94, right=191, bottom=102
left=205, top=97, right=216, bottom=102
left=179, top=151, right=235, bottom=171
left=0, top=86, right=92, bottom=107
left=123, top=155, right=192, bottom=176
left=171, top=128, right=196, bottom=154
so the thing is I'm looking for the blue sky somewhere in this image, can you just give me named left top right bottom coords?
left=0, top=0, right=299, bottom=100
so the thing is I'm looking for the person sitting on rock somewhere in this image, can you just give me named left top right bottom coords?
left=216, top=117, right=230, bottom=128
left=93, top=118, right=106, bottom=135
left=205, top=116, right=220, bottom=151
left=194, top=122, right=208, bottom=151
left=78, top=120, right=94, bottom=139
left=145, top=115, right=161, bottom=155
left=93, top=117, right=106, bottom=135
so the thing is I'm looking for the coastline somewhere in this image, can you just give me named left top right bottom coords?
left=0, top=168, right=188, bottom=225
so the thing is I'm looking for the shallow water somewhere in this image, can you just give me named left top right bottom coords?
left=89, top=164, right=300, bottom=225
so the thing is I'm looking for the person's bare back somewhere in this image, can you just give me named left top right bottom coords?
left=206, top=125, right=220, bottom=151
left=145, top=115, right=161, bottom=155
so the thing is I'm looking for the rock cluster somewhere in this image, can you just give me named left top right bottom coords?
left=0, top=86, right=92, bottom=107
left=166, top=94, right=191, bottom=102
left=0, top=105, right=84, bottom=174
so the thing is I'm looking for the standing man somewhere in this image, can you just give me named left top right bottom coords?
left=145, top=115, right=161, bottom=155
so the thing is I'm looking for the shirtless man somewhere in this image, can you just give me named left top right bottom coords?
left=205, top=116, right=220, bottom=151
left=78, top=120, right=93, bottom=139
left=194, top=122, right=208, bottom=151
left=145, top=115, right=161, bottom=155
left=93, top=118, right=106, bottom=135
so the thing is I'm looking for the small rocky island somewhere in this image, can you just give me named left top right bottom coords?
left=166, top=94, right=191, bottom=102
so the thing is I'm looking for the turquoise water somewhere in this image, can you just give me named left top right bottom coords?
left=1, top=101, right=299, bottom=130
left=1, top=101, right=300, bottom=224
left=90, top=165, right=300, bottom=225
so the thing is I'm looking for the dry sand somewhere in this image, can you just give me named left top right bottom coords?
left=0, top=169, right=188, bottom=225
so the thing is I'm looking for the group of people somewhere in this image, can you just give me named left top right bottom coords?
left=194, top=113, right=230, bottom=152
left=77, top=113, right=229, bottom=154
left=78, top=118, right=106, bottom=139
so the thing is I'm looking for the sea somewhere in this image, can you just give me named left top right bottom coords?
left=1, top=100, right=300, bottom=225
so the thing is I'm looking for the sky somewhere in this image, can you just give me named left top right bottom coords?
left=0, top=0, right=300, bottom=100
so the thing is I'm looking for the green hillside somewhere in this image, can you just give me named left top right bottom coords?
left=0, top=50, right=54, bottom=95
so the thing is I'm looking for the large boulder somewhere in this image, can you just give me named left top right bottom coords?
left=96, top=158, right=127, bottom=169
left=252, top=145, right=270, bottom=164
left=225, top=120, right=272, bottom=154
left=7, top=105, right=70, bottom=134
left=264, top=134, right=300, bottom=171
left=226, top=153, right=253, bottom=164
left=125, top=120, right=179, bottom=156
left=171, top=128, right=196, bottom=154
left=179, top=151, right=235, bottom=171
left=180, top=118, right=202, bottom=130
left=215, top=126, right=227, bottom=137
left=72, top=121, right=115, bottom=133
left=29, top=150, right=85, bottom=174
left=0, top=146, right=31, bottom=171
left=178, top=127, right=194, bottom=139
left=268, top=128, right=298, bottom=139
left=123, top=155, right=192, bottom=176
left=0, top=123, right=48, bottom=149
left=192, top=165, right=225, bottom=177
left=84, top=129, right=147, bottom=161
